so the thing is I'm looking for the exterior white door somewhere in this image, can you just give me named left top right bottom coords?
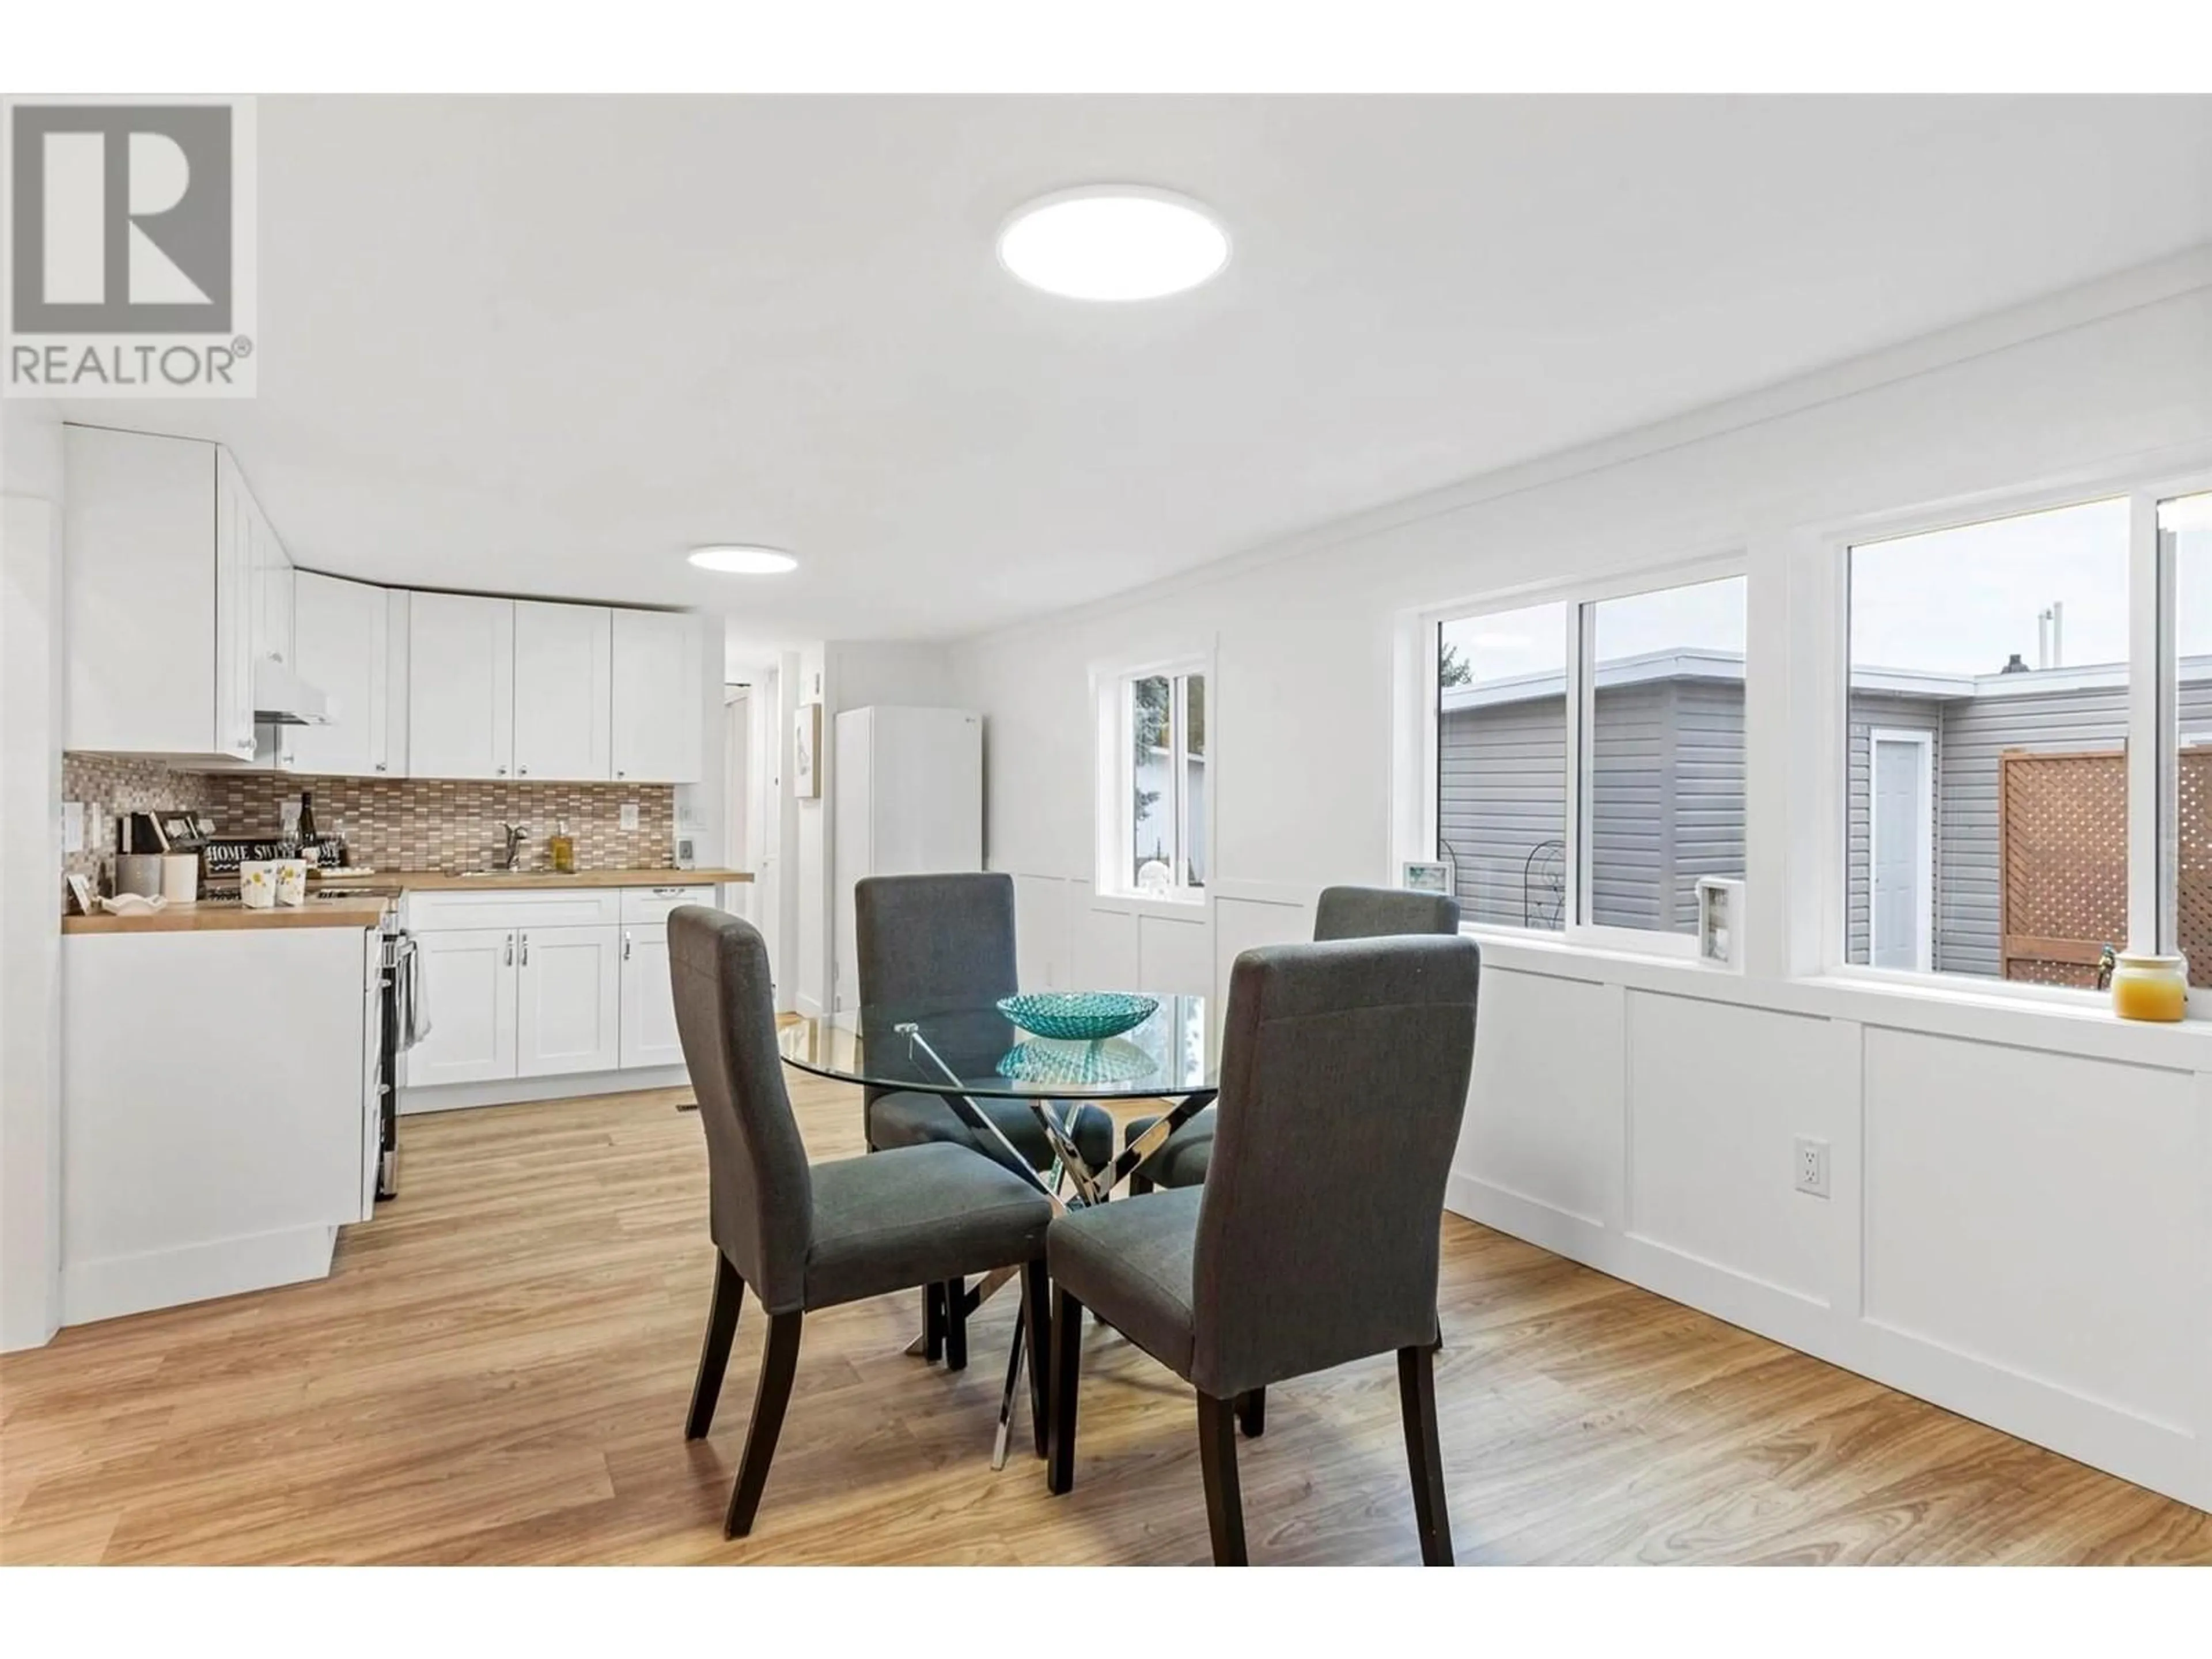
left=512, top=600, right=612, bottom=781
left=1870, top=730, right=1933, bottom=971
left=610, top=608, right=704, bottom=782
left=619, top=926, right=685, bottom=1069
left=407, top=928, right=518, bottom=1086
left=287, top=571, right=391, bottom=777
left=515, top=925, right=622, bottom=1077
left=408, top=592, right=516, bottom=780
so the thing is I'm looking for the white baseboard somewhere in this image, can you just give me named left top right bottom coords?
left=63, top=1224, right=338, bottom=1328
left=400, top=1066, right=690, bottom=1115
left=1444, top=1170, right=2209, bottom=1513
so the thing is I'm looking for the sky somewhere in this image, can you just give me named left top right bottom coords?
left=1439, top=493, right=2212, bottom=690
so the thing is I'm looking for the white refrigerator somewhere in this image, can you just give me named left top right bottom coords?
left=832, top=705, right=984, bottom=1013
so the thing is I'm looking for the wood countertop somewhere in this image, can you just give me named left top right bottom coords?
left=306, top=868, right=751, bottom=893
left=63, top=897, right=393, bottom=935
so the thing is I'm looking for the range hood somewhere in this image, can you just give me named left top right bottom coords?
left=253, top=656, right=333, bottom=726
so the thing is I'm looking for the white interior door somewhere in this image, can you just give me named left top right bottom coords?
left=619, top=927, right=685, bottom=1069
left=406, top=928, right=518, bottom=1087
left=753, top=665, right=787, bottom=1003
left=1870, top=730, right=1933, bottom=971
left=516, top=925, right=622, bottom=1077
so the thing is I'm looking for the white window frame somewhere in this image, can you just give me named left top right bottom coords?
left=1817, top=457, right=2212, bottom=1005
left=1093, top=650, right=1212, bottom=910
left=1422, top=551, right=1748, bottom=961
left=1865, top=726, right=1935, bottom=974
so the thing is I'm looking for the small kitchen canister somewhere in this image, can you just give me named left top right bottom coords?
left=2111, top=952, right=2188, bottom=1022
left=239, top=861, right=278, bottom=909
left=274, top=858, right=309, bottom=907
left=115, top=853, right=166, bottom=899
left=160, top=853, right=200, bottom=906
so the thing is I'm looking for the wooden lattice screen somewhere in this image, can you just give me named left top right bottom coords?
left=1999, top=744, right=2212, bottom=986
left=2179, top=749, right=2212, bottom=986
left=1998, top=748, right=2125, bottom=986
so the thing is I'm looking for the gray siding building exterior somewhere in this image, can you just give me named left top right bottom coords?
left=1440, top=653, right=2203, bottom=974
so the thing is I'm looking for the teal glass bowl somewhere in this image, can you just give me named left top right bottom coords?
left=997, top=1038, right=1154, bottom=1086
left=995, top=991, right=1158, bottom=1041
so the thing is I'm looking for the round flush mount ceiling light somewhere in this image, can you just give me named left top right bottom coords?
left=688, top=545, right=798, bottom=575
left=996, top=187, right=1230, bottom=301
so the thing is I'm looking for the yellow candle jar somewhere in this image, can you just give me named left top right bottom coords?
left=2111, top=953, right=2188, bottom=1022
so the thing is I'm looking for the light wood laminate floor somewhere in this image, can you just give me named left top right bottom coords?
left=3, top=1073, right=2208, bottom=1566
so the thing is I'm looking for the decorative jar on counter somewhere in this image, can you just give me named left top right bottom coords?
left=2110, top=952, right=2188, bottom=1022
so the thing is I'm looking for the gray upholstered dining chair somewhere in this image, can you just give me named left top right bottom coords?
left=669, top=907, right=1056, bottom=1538
left=1125, top=884, right=1463, bottom=1194
left=1045, top=933, right=1480, bottom=1565
left=857, top=872, right=1113, bottom=1366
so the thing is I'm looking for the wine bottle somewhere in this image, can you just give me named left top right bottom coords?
left=298, top=791, right=319, bottom=861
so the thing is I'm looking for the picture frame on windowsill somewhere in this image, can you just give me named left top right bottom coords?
left=1696, top=876, right=1745, bottom=970
left=1402, top=859, right=1450, bottom=896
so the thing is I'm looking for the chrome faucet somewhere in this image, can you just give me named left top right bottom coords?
left=499, top=822, right=530, bottom=872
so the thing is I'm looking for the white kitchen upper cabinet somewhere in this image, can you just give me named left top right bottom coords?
left=619, top=926, right=685, bottom=1069
left=285, top=571, right=392, bottom=777
left=214, top=453, right=257, bottom=761
left=515, top=925, right=622, bottom=1078
left=248, top=490, right=294, bottom=670
left=610, top=608, right=704, bottom=782
left=408, top=591, right=516, bottom=779
left=405, top=928, right=518, bottom=1087
left=64, top=425, right=258, bottom=761
left=512, top=600, right=612, bottom=782
left=384, top=589, right=412, bottom=778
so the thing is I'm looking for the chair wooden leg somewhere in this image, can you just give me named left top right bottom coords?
left=943, top=1277, right=968, bottom=1371
left=923, top=1283, right=945, bottom=1362
left=1235, top=1387, right=1266, bottom=1438
left=684, top=1253, right=744, bottom=1440
left=1397, top=1342, right=1454, bottom=1566
left=1023, top=1260, right=1052, bottom=1459
left=723, top=1310, right=804, bottom=1539
left=1047, top=1286, right=1084, bottom=1494
left=1196, top=1392, right=1248, bottom=1565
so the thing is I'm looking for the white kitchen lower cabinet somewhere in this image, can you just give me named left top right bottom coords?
left=619, top=926, right=684, bottom=1069
left=407, top=927, right=519, bottom=1086
left=400, top=883, right=726, bottom=1109
left=61, top=925, right=377, bottom=1325
left=516, top=925, right=622, bottom=1077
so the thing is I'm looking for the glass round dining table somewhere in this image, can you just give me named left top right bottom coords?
left=775, top=994, right=1217, bottom=1209
left=778, top=994, right=1219, bottom=1469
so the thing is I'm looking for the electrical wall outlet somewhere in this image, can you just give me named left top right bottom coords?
left=1793, top=1135, right=1831, bottom=1199
left=619, top=801, right=640, bottom=831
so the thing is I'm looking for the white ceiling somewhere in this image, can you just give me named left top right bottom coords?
left=61, top=95, right=2212, bottom=665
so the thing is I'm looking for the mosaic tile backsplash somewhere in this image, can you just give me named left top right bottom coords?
left=62, top=753, right=676, bottom=888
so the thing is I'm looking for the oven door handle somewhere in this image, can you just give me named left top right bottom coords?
left=395, top=933, right=430, bottom=1048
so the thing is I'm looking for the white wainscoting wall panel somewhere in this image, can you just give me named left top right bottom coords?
left=1862, top=1028, right=2202, bottom=1434
left=1624, top=993, right=1844, bottom=1306
left=1458, top=968, right=1623, bottom=1230
left=1136, top=910, right=1212, bottom=998
left=1070, top=899, right=1141, bottom=992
